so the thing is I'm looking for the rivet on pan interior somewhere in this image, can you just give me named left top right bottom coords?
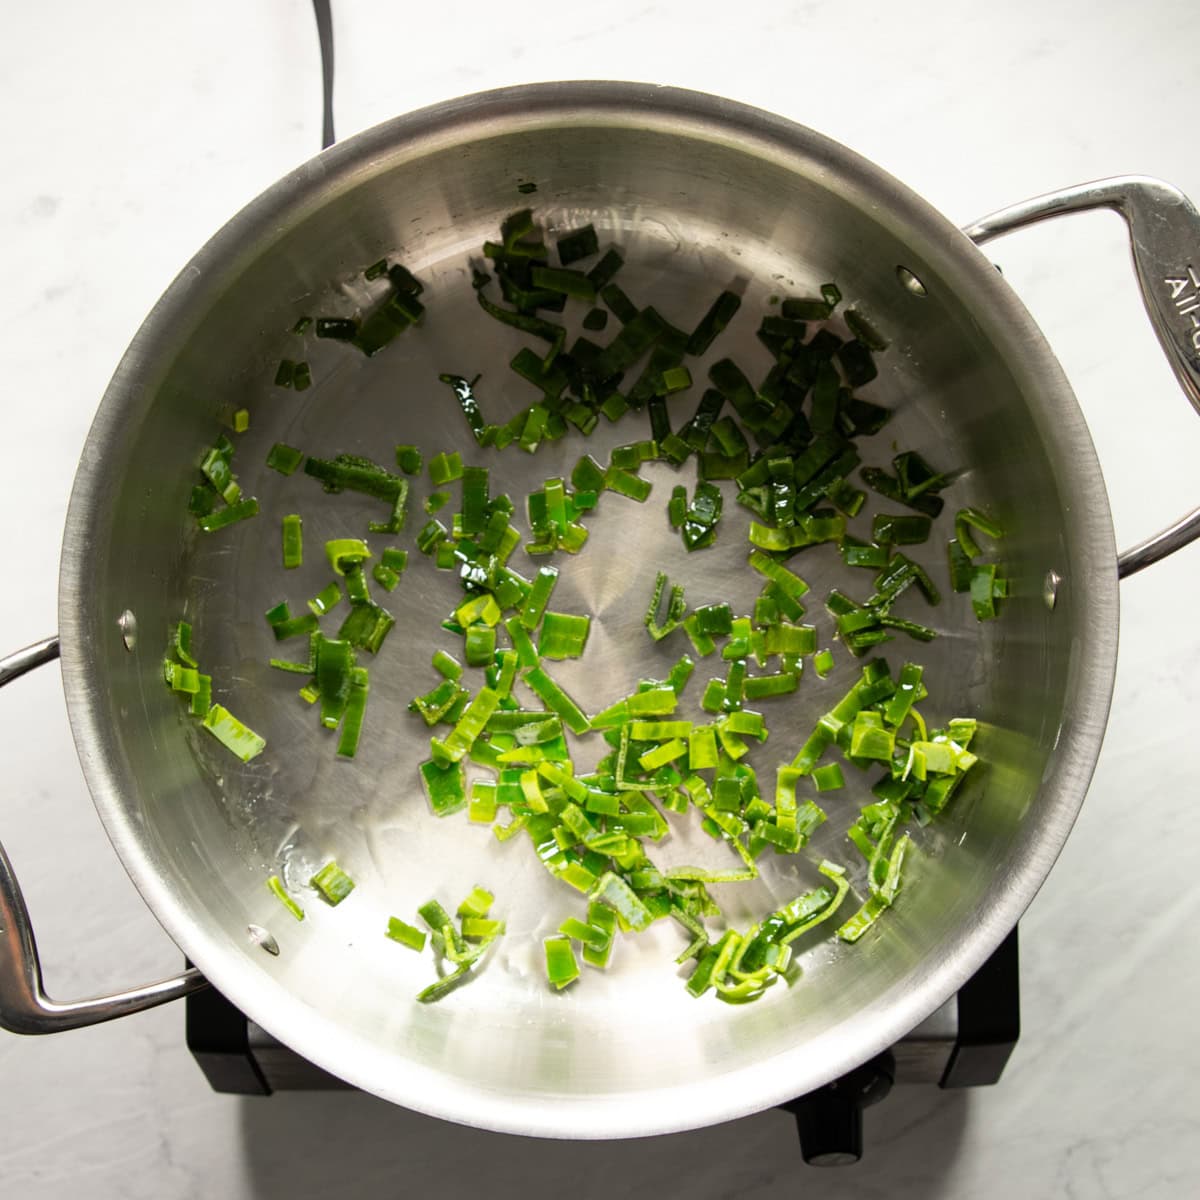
left=247, top=924, right=280, bottom=956
left=896, top=266, right=928, bottom=297
left=1043, top=570, right=1062, bottom=610
left=117, top=609, right=137, bottom=651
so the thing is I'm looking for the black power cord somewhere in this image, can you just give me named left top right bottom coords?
left=312, top=0, right=335, bottom=148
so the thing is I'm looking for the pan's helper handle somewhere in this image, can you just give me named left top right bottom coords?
left=964, top=175, right=1200, bottom=578
left=0, top=637, right=206, bottom=1034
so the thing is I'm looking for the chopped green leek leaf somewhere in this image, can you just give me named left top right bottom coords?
left=872, top=513, right=932, bottom=545
left=428, top=451, right=464, bottom=485
left=544, top=935, right=580, bottom=989
left=281, top=514, right=303, bottom=570
left=408, top=681, right=463, bottom=724
left=433, top=650, right=463, bottom=680
left=668, top=485, right=688, bottom=529
left=524, top=667, right=589, bottom=735
left=462, top=917, right=505, bottom=940
left=439, top=375, right=488, bottom=444
left=266, top=443, right=304, bottom=475
left=538, top=612, right=591, bottom=660
left=556, top=224, right=599, bottom=265
left=198, top=497, right=260, bottom=532
left=267, top=875, right=305, bottom=921
left=947, top=538, right=973, bottom=592
left=955, top=507, right=1004, bottom=556
left=336, top=667, right=369, bottom=757
left=395, top=445, right=423, bottom=475
left=660, top=365, right=693, bottom=394
left=587, top=249, right=624, bottom=290
left=325, top=538, right=372, bottom=576
left=420, top=757, right=468, bottom=816
left=463, top=623, right=495, bottom=667
left=438, top=686, right=501, bottom=762
left=304, top=583, right=340, bottom=620
left=202, top=704, right=265, bottom=762
left=385, top=916, right=427, bottom=951
left=310, top=861, right=355, bottom=906
left=559, top=916, right=610, bottom=952
left=812, top=763, right=845, bottom=792
left=457, top=887, right=495, bottom=919
left=645, top=571, right=687, bottom=641
left=687, top=290, right=742, bottom=357
left=314, top=634, right=354, bottom=728
left=415, top=966, right=473, bottom=1003
left=681, top=481, right=723, bottom=551
left=190, top=673, right=212, bottom=717
left=571, top=454, right=607, bottom=494
left=590, top=872, right=653, bottom=932
left=418, top=899, right=455, bottom=934
left=970, top=563, right=999, bottom=620
left=531, top=265, right=596, bottom=301
left=605, top=466, right=652, bottom=502
left=372, top=564, right=400, bottom=592
left=519, top=566, right=559, bottom=630
left=173, top=621, right=197, bottom=668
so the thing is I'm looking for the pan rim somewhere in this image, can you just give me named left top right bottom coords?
left=56, top=80, right=1118, bottom=1138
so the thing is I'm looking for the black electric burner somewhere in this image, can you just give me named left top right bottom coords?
left=186, top=925, right=1018, bottom=1165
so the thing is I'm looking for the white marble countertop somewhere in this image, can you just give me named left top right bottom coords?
left=2, top=1, right=1198, bottom=1196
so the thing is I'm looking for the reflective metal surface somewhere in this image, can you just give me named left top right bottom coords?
left=965, top=176, right=1200, bottom=577
left=1115, top=506, right=1200, bottom=578
left=240, top=997, right=955, bottom=1090
left=0, top=636, right=60, bottom=688
left=54, top=83, right=1122, bottom=1136
left=0, top=639, right=206, bottom=1034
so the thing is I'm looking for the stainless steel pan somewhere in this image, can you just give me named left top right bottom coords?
left=2, top=82, right=1198, bottom=1138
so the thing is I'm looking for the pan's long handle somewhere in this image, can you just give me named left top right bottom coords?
left=0, top=637, right=206, bottom=1034
left=964, top=175, right=1200, bottom=578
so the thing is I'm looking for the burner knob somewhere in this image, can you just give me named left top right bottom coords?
left=782, top=1052, right=895, bottom=1167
